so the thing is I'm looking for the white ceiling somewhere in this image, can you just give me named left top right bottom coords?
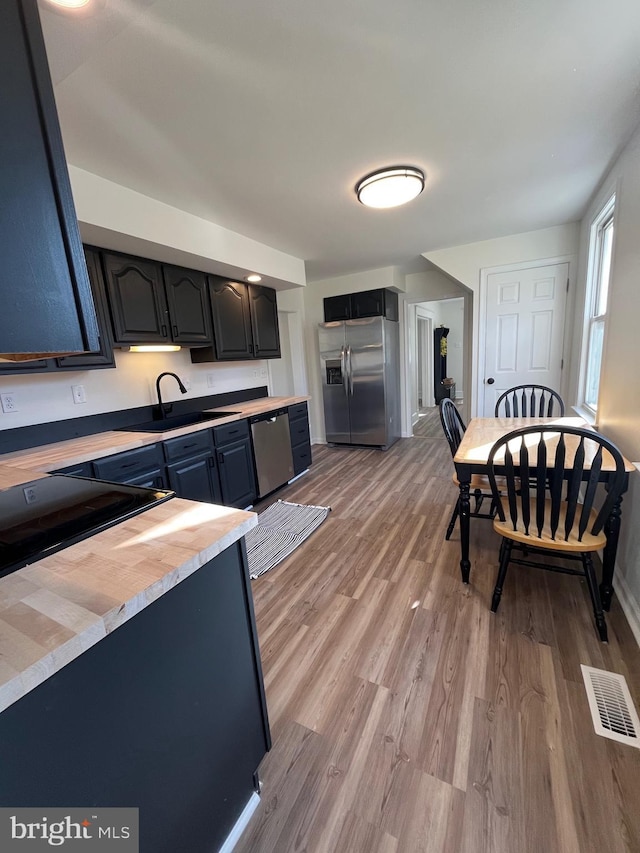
left=40, top=0, right=640, bottom=282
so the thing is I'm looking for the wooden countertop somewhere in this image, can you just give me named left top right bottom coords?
left=0, top=395, right=310, bottom=713
left=0, top=395, right=310, bottom=472
left=0, top=498, right=257, bottom=714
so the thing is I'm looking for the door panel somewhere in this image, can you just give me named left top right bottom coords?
left=482, top=263, right=568, bottom=415
left=318, top=323, right=349, bottom=443
left=347, top=318, right=386, bottom=446
left=208, top=279, right=253, bottom=360
left=249, top=285, right=280, bottom=358
left=163, top=265, right=212, bottom=345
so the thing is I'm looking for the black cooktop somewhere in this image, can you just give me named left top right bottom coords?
left=0, top=475, right=174, bottom=580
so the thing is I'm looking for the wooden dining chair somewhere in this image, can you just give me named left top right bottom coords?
left=439, top=399, right=497, bottom=539
left=486, top=425, right=627, bottom=642
left=494, top=384, right=565, bottom=417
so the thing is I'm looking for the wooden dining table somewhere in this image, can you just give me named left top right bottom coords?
left=453, top=416, right=635, bottom=610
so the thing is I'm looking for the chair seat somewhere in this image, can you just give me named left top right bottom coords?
left=493, top=499, right=607, bottom=552
left=452, top=472, right=493, bottom=490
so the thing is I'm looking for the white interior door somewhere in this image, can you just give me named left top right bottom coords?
left=481, top=262, right=568, bottom=416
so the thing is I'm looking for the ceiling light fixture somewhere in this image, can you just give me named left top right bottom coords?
left=355, top=166, right=425, bottom=209
left=246, top=274, right=262, bottom=283
left=46, top=0, right=92, bottom=9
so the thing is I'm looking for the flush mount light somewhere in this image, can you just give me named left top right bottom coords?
left=355, top=166, right=425, bottom=209
left=45, top=0, right=92, bottom=8
left=127, top=345, right=182, bottom=353
left=246, top=274, right=262, bottom=283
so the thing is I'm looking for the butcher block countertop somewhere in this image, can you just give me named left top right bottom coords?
left=0, top=498, right=257, bottom=714
left=0, top=395, right=310, bottom=472
left=0, top=396, right=310, bottom=713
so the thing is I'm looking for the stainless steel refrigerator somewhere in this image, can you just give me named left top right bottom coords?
left=318, top=316, right=400, bottom=449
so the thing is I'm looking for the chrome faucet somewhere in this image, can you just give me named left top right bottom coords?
left=156, top=372, right=187, bottom=418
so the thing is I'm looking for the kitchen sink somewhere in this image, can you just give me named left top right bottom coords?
left=115, top=412, right=240, bottom=433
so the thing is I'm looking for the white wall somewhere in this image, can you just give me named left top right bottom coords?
left=0, top=350, right=269, bottom=430
left=424, top=223, right=580, bottom=415
left=71, top=167, right=307, bottom=290
left=566, top=120, right=640, bottom=640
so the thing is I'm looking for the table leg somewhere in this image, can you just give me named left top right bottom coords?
left=459, top=481, right=471, bottom=584
left=600, top=493, right=623, bottom=611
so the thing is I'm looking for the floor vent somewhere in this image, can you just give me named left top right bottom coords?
left=581, top=665, right=640, bottom=748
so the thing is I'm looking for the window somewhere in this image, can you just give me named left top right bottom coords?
left=581, top=194, right=615, bottom=416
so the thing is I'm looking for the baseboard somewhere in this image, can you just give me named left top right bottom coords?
left=217, top=792, right=261, bottom=853
left=614, top=567, right=640, bottom=649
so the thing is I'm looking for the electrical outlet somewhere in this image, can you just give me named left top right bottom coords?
left=71, top=384, right=86, bottom=404
left=253, top=369, right=259, bottom=379
left=0, top=394, right=17, bottom=413
left=260, top=368, right=268, bottom=379
left=184, top=378, right=192, bottom=391
left=206, top=374, right=215, bottom=388
left=23, top=486, right=37, bottom=504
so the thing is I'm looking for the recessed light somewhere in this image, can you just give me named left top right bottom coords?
left=246, top=274, right=262, bottom=283
left=355, top=166, right=425, bottom=209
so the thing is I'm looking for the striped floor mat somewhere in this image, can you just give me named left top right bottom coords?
left=246, top=500, right=331, bottom=579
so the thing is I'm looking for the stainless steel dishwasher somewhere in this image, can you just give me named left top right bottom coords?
left=250, top=409, right=295, bottom=498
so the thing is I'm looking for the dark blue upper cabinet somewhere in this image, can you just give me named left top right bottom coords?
left=0, top=0, right=98, bottom=359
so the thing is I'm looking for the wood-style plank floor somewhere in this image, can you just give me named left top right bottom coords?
left=236, top=410, right=640, bottom=853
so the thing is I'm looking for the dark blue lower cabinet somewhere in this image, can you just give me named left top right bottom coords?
left=0, top=540, right=270, bottom=853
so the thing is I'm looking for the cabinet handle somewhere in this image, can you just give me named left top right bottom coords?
left=183, top=442, right=197, bottom=449
left=209, top=456, right=216, bottom=469
left=173, top=325, right=178, bottom=338
left=161, top=324, right=168, bottom=337
left=120, top=461, right=138, bottom=469
left=218, top=452, right=225, bottom=464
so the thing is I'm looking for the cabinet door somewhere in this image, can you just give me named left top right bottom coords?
left=162, top=265, right=213, bottom=345
left=56, top=248, right=116, bottom=369
left=249, top=285, right=281, bottom=358
left=166, top=453, right=222, bottom=504
left=102, top=252, right=169, bottom=344
left=323, top=294, right=351, bottom=322
left=0, top=0, right=98, bottom=359
left=217, top=438, right=256, bottom=509
left=208, top=278, right=253, bottom=360
left=351, top=289, right=385, bottom=318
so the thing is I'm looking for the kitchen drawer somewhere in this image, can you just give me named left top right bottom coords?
left=93, top=444, right=164, bottom=482
left=288, top=402, right=308, bottom=421
left=213, top=419, right=249, bottom=446
left=289, top=417, right=310, bottom=448
left=292, top=443, right=312, bottom=475
left=52, top=461, right=94, bottom=478
left=163, top=428, right=213, bottom=462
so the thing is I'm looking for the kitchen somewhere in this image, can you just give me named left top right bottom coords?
left=2, top=1, right=640, bottom=852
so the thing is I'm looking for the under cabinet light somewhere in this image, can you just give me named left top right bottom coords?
left=127, top=345, right=182, bottom=353
left=246, top=274, right=262, bottom=283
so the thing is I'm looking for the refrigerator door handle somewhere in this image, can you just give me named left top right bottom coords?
left=347, top=345, right=354, bottom=396
left=340, top=346, right=348, bottom=397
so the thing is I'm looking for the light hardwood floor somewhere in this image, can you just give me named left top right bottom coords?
left=236, top=413, right=640, bottom=853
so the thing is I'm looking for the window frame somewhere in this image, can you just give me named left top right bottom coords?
left=578, top=193, right=616, bottom=420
